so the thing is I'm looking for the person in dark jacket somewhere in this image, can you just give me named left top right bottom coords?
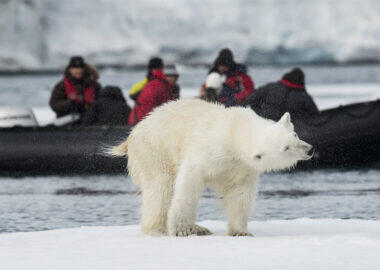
left=82, top=86, right=131, bottom=126
left=199, top=48, right=255, bottom=104
left=247, top=68, right=319, bottom=121
left=218, top=84, right=239, bottom=107
left=49, top=56, right=101, bottom=118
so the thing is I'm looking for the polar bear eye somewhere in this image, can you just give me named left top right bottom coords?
left=254, top=154, right=262, bottom=159
left=294, top=133, right=298, bottom=138
left=284, top=146, right=289, bottom=151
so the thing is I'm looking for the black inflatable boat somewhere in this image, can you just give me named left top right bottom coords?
left=295, top=99, right=380, bottom=168
left=0, top=125, right=130, bottom=174
left=0, top=100, right=379, bottom=175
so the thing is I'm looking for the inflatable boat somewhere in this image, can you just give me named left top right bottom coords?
left=0, top=109, right=129, bottom=174
left=295, top=99, right=380, bottom=168
left=0, top=100, right=379, bottom=175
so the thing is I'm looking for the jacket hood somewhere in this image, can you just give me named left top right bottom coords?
left=282, top=68, right=305, bottom=86
left=213, top=48, right=236, bottom=70
left=150, top=69, right=166, bottom=79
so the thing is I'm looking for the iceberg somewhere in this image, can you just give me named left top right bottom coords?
left=1, top=219, right=380, bottom=270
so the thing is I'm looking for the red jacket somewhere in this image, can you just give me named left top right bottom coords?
left=63, top=77, right=95, bottom=105
left=201, top=71, right=255, bottom=103
left=225, top=71, right=255, bottom=102
left=128, top=70, right=173, bottom=125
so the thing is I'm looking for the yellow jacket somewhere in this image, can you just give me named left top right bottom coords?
left=129, top=78, right=148, bottom=100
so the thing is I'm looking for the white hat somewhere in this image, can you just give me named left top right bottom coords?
left=164, top=65, right=179, bottom=77
left=205, top=72, right=223, bottom=90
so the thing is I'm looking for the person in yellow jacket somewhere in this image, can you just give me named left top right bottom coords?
left=129, top=57, right=163, bottom=101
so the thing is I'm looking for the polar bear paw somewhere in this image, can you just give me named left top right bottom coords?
left=169, top=223, right=212, bottom=237
left=191, top=224, right=212, bottom=236
left=169, top=223, right=192, bottom=236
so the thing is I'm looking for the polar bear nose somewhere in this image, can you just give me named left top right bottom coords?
left=302, top=144, right=314, bottom=160
left=300, top=143, right=313, bottom=159
left=308, top=146, right=314, bottom=157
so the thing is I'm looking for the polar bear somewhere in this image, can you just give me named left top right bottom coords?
left=111, top=99, right=312, bottom=236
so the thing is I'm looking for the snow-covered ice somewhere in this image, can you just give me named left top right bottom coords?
left=1, top=219, right=380, bottom=270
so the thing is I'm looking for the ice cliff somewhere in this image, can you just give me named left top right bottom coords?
left=1, top=0, right=380, bottom=69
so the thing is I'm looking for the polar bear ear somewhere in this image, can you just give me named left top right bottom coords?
left=278, top=112, right=291, bottom=128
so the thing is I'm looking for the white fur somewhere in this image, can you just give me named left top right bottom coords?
left=112, top=99, right=312, bottom=236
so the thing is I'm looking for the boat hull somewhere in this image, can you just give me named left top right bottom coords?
left=0, top=126, right=129, bottom=174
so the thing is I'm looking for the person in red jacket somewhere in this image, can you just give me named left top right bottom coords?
left=199, top=48, right=255, bottom=104
left=49, top=56, right=101, bottom=118
left=128, top=58, right=173, bottom=125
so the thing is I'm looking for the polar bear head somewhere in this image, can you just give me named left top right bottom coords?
left=251, top=112, right=313, bottom=172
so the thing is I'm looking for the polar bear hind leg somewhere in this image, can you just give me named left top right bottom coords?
left=127, top=136, right=175, bottom=236
left=140, top=172, right=174, bottom=236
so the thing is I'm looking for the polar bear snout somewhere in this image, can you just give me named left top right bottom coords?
left=298, top=141, right=313, bottom=160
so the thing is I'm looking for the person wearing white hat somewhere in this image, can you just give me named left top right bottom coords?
left=204, top=72, right=224, bottom=102
left=199, top=48, right=255, bottom=103
left=204, top=72, right=238, bottom=107
left=164, top=64, right=181, bottom=100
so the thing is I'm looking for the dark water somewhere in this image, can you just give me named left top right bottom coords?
left=1, top=169, right=379, bottom=234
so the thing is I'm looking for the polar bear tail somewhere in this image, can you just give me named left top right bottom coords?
left=106, top=139, right=129, bottom=157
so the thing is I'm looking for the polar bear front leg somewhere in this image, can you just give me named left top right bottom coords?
left=224, top=177, right=258, bottom=236
left=167, top=162, right=210, bottom=236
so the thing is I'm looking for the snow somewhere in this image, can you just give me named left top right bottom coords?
left=1, top=0, right=380, bottom=69
left=1, top=219, right=380, bottom=270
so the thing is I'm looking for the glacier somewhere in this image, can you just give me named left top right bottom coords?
left=1, top=0, right=380, bottom=69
